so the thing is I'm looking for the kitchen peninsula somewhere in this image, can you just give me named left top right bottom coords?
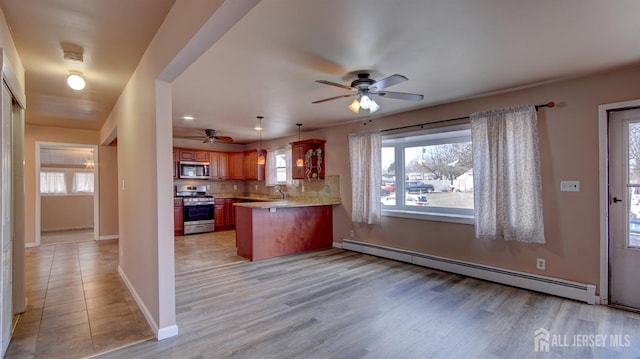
left=235, top=199, right=340, bottom=261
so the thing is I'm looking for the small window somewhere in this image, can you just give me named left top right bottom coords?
left=381, top=124, right=474, bottom=222
left=72, top=172, right=94, bottom=193
left=40, top=171, right=67, bottom=194
left=275, top=150, right=287, bottom=184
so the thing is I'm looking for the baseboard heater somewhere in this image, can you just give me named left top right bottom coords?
left=342, top=239, right=597, bottom=305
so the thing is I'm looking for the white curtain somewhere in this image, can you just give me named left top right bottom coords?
left=265, top=150, right=277, bottom=187
left=348, top=131, right=381, bottom=224
left=72, top=172, right=94, bottom=193
left=40, top=172, right=66, bottom=194
left=470, top=106, right=545, bottom=243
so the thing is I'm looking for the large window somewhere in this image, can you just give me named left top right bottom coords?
left=40, top=169, right=95, bottom=195
left=381, top=124, right=473, bottom=221
left=275, top=150, right=287, bottom=183
left=72, top=172, right=94, bottom=193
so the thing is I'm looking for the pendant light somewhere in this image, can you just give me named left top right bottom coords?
left=257, top=116, right=265, bottom=165
left=296, top=123, right=304, bottom=167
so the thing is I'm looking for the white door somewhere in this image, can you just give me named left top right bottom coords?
left=0, top=83, right=13, bottom=355
left=609, top=107, right=640, bottom=309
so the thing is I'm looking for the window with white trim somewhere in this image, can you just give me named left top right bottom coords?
left=381, top=124, right=474, bottom=221
left=275, top=149, right=287, bottom=184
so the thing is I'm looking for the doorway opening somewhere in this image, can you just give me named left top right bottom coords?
left=35, top=142, right=99, bottom=245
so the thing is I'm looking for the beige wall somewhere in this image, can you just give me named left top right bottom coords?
left=98, top=0, right=260, bottom=337
left=41, top=195, right=93, bottom=231
left=98, top=145, right=118, bottom=238
left=279, top=64, right=640, bottom=293
left=24, top=125, right=100, bottom=245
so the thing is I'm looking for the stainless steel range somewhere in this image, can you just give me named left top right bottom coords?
left=175, top=185, right=215, bottom=235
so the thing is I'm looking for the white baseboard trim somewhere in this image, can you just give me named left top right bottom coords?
left=98, top=235, right=119, bottom=240
left=41, top=226, right=93, bottom=232
left=342, top=239, right=597, bottom=305
left=332, top=241, right=343, bottom=249
left=118, top=265, right=179, bottom=340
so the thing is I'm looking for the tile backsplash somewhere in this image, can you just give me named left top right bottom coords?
left=174, top=175, right=340, bottom=200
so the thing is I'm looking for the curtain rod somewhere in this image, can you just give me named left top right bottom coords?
left=380, top=101, right=555, bottom=133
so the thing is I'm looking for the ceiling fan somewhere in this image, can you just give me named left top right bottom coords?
left=184, top=129, right=233, bottom=143
left=312, top=72, right=424, bottom=114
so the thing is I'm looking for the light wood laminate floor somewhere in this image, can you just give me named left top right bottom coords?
left=94, top=248, right=640, bottom=358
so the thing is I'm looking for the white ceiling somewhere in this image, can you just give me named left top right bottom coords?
left=3, top=1, right=640, bottom=144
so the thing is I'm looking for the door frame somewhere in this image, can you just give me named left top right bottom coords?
left=598, top=99, right=640, bottom=305
left=35, top=141, right=99, bottom=246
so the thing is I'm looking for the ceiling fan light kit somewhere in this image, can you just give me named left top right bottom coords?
left=67, top=72, right=86, bottom=91
left=313, top=72, right=423, bottom=113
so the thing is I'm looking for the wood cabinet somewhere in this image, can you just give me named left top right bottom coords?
left=214, top=198, right=240, bottom=230
left=173, top=198, right=183, bottom=236
left=243, top=149, right=266, bottom=181
left=178, top=149, right=209, bottom=162
left=291, top=139, right=326, bottom=180
left=229, top=152, right=244, bottom=180
left=209, top=152, right=229, bottom=180
left=214, top=199, right=225, bottom=228
left=173, top=148, right=178, bottom=179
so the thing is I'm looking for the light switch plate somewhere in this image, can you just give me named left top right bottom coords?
left=560, top=180, right=580, bottom=192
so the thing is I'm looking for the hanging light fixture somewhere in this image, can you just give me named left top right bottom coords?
left=257, top=116, right=265, bottom=165
left=296, top=123, right=304, bottom=167
left=348, top=89, right=380, bottom=114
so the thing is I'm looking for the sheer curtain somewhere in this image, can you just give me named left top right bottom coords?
left=72, top=172, right=94, bottom=193
left=470, top=106, right=545, bottom=243
left=265, top=150, right=277, bottom=187
left=40, top=172, right=66, bottom=194
left=348, top=131, right=381, bottom=224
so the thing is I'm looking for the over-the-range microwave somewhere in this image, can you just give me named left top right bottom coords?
left=178, top=161, right=210, bottom=179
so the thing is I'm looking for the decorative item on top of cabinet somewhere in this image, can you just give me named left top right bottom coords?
left=243, top=149, right=266, bottom=181
left=209, top=151, right=229, bottom=180
left=291, top=139, right=326, bottom=180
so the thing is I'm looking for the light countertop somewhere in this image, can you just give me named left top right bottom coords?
left=233, top=198, right=341, bottom=209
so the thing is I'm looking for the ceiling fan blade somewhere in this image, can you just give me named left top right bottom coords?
left=373, top=91, right=424, bottom=101
left=214, top=136, right=233, bottom=143
left=315, top=80, right=353, bottom=90
left=369, top=74, right=408, bottom=91
left=312, top=93, right=357, bottom=104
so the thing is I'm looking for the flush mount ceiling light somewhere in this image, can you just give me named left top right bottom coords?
left=63, top=50, right=86, bottom=91
left=67, top=72, right=86, bottom=91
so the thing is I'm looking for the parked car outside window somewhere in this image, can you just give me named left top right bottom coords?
left=405, top=181, right=435, bottom=193
left=381, top=194, right=428, bottom=206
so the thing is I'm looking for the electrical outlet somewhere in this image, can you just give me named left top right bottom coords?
left=233, top=184, right=237, bottom=190
left=349, top=230, right=355, bottom=237
left=255, top=185, right=258, bottom=191
left=536, top=258, right=546, bottom=270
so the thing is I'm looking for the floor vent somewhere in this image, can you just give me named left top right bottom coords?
left=342, top=239, right=597, bottom=304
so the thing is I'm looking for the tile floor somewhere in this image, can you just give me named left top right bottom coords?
left=41, top=229, right=94, bottom=246
left=5, top=230, right=244, bottom=358
left=5, top=240, right=153, bottom=358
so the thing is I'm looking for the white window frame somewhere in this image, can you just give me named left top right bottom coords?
left=381, top=124, right=474, bottom=225
left=274, top=149, right=287, bottom=185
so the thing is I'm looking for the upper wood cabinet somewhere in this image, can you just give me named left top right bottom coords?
left=209, top=152, right=229, bottom=180
left=178, top=149, right=209, bottom=162
left=229, top=152, right=245, bottom=180
left=243, top=149, right=266, bottom=181
left=291, top=139, right=326, bottom=180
